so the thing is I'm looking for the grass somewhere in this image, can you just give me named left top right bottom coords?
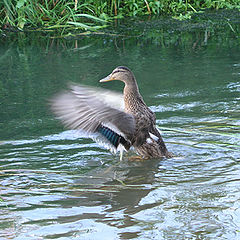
left=0, top=0, right=240, bottom=34
left=1, top=0, right=108, bottom=32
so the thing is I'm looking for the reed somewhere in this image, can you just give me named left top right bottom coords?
left=1, top=0, right=107, bottom=31
left=1, top=0, right=240, bottom=33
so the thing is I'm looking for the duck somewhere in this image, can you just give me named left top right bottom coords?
left=51, top=66, right=172, bottom=160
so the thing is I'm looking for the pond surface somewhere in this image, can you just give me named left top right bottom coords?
left=0, top=12, right=240, bottom=239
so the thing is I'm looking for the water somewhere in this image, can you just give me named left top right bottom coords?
left=1, top=12, right=240, bottom=239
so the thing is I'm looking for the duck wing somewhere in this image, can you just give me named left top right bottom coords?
left=50, top=84, right=135, bottom=152
left=149, top=125, right=169, bottom=155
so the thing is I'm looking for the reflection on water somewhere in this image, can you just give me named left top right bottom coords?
left=0, top=13, right=240, bottom=240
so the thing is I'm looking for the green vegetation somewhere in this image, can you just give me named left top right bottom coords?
left=0, top=0, right=240, bottom=33
left=0, top=0, right=107, bottom=32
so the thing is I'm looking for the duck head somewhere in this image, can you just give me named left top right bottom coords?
left=99, top=66, right=136, bottom=85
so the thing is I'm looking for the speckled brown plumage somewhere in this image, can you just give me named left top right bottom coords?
left=51, top=66, right=171, bottom=160
left=100, top=66, right=172, bottom=159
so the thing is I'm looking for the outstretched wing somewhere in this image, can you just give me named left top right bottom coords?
left=50, top=84, right=135, bottom=151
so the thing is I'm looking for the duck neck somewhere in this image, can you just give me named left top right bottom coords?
left=123, top=77, right=140, bottom=97
left=123, top=77, right=142, bottom=111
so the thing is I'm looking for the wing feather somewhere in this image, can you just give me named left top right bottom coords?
left=50, top=84, right=135, bottom=140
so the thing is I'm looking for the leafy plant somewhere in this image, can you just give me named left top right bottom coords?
left=1, top=0, right=240, bottom=33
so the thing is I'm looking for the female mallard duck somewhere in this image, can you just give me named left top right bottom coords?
left=51, top=66, right=171, bottom=160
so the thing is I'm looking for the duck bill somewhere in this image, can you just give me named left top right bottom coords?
left=99, top=75, right=114, bottom=82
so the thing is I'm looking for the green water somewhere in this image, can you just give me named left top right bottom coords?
left=0, top=13, right=240, bottom=239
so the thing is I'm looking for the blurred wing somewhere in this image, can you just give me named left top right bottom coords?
left=50, top=84, right=135, bottom=139
left=71, top=84, right=125, bottom=111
